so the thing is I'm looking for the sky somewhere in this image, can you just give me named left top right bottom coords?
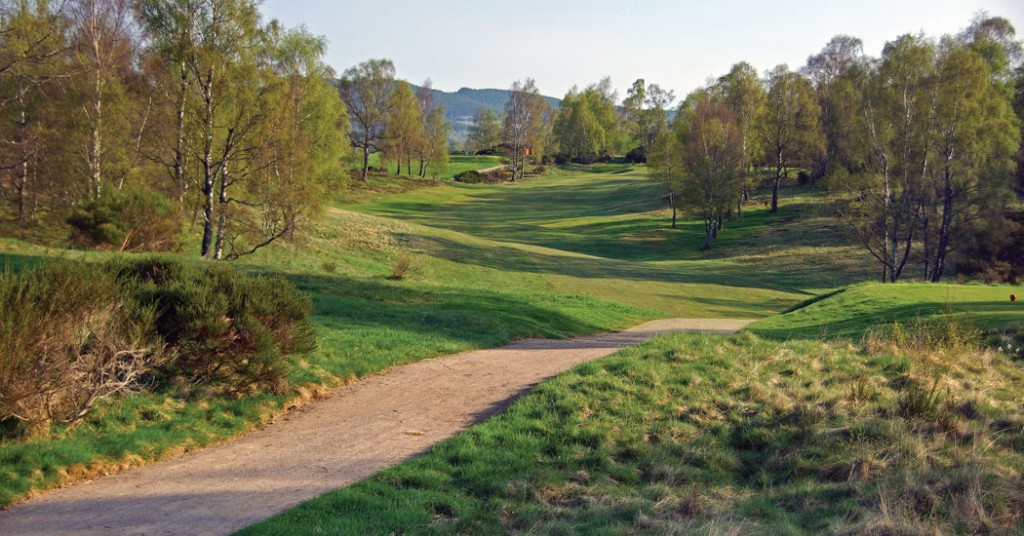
left=260, top=1, right=1024, bottom=100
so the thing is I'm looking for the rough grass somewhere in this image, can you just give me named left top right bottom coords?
left=241, top=331, right=1024, bottom=535
left=2, top=167, right=1012, bottom=515
left=746, top=282, right=1023, bottom=340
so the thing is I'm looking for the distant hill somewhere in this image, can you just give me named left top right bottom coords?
left=333, top=80, right=561, bottom=148
left=409, top=85, right=561, bottom=146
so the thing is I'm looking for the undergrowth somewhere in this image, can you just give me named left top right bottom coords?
left=242, top=325, right=1024, bottom=535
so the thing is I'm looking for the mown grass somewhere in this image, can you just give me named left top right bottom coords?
left=241, top=330, right=1024, bottom=535
left=345, top=154, right=503, bottom=180
left=746, top=282, right=1023, bottom=340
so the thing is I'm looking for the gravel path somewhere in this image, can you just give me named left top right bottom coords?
left=0, top=318, right=751, bottom=536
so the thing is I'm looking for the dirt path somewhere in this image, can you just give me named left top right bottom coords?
left=474, top=164, right=506, bottom=174
left=0, top=318, right=751, bottom=536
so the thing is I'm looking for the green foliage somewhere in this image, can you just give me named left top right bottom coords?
left=0, top=261, right=161, bottom=429
left=66, top=188, right=182, bottom=252
left=553, top=79, right=619, bottom=163
left=242, top=333, right=1024, bottom=535
left=111, top=258, right=315, bottom=396
left=452, top=170, right=483, bottom=183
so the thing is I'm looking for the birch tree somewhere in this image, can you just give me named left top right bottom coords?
left=339, top=58, right=394, bottom=181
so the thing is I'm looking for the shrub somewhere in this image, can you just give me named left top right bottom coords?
left=113, top=258, right=316, bottom=396
left=0, top=261, right=162, bottom=430
left=66, top=188, right=182, bottom=252
left=389, top=253, right=423, bottom=281
left=487, top=169, right=511, bottom=181
left=453, top=170, right=484, bottom=184
left=531, top=166, right=547, bottom=175
left=625, top=146, right=647, bottom=163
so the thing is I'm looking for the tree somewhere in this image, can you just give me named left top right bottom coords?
left=805, top=35, right=868, bottom=178
left=0, top=0, right=66, bottom=223
left=339, top=58, right=395, bottom=181
left=381, top=81, right=422, bottom=175
left=503, top=78, right=547, bottom=181
left=759, top=65, right=823, bottom=213
left=714, top=63, right=764, bottom=215
left=647, top=122, right=684, bottom=228
left=414, top=81, right=449, bottom=178
left=673, top=90, right=744, bottom=249
left=921, top=38, right=1019, bottom=281
left=622, top=79, right=675, bottom=162
left=466, top=107, right=500, bottom=154
left=65, top=0, right=139, bottom=200
left=224, top=24, right=349, bottom=260
left=414, top=79, right=449, bottom=177
left=845, top=35, right=937, bottom=283
left=137, top=0, right=202, bottom=204
left=553, top=78, right=618, bottom=163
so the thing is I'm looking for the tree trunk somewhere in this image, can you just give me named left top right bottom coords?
left=702, top=217, right=714, bottom=250
left=361, top=138, right=370, bottom=181
left=931, top=165, right=955, bottom=283
left=16, top=84, right=29, bottom=223
left=90, top=60, right=103, bottom=199
left=200, top=72, right=216, bottom=257
left=669, top=192, right=677, bottom=229
left=214, top=161, right=229, bottom=261
left=175, top=63, right=189, bottom=203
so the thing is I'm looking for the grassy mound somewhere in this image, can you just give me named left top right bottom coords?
left=746, top=283, right=1023, bottom=340
left=241, top=331, right=1024, bottom=535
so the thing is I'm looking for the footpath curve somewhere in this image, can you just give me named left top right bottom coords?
left=0, top=318, right=751, bottom=536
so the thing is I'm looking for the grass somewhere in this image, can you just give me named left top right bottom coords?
left=345, top=153, right=503, bottom=180
left=2, top=163, right=1018, bottom=522
left=746, top=282, right=1024, bottom=340
left=240, top=330, right=1024, bottom=535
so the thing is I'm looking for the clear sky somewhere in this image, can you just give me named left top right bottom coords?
left=260, top=1, right=1024, bottom=100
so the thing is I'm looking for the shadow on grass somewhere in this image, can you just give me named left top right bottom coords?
left=748, top=300, right=1020, bottom=341
left=281, top=272, right=648, bottom=380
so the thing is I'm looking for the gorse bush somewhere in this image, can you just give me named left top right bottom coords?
left=66, top=188, right=182, bottom=252
left=0, top=262, right=163, bottom=430
left=112, top=258, right=316, bottom=396
left=0, top=258, right=315, bottom=434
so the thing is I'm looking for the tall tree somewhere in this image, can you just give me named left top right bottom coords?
left=805, top=35, right=868, bottom=178
left=381, top=81, right=422, bottom=176
left=622, top=79, right=675, bottom=161
left=0, top=0, right=63, bottom=222
left=503, top=78, right=546, bottom=181
left=65, top=0, right=138, bottom=200
left=223, top=24, right=348, bottom=259
left=553, top=78, right=618, bottom=163
left=714, top=62, right=764, bottom=215
left=759, top=65, right=824, bottom=213
left=137, top=0, right=201, bottom=204
left=647, top=120, right=684, bottom=228
left=339, top=58, right=395, bottom=181
left=673, top=90, right=744, bottom=249
left=466, top=106, right=500, bottom=154
left=922, top=39, right=1019, bottom=281
left=845, top=35, right=937, bottom=282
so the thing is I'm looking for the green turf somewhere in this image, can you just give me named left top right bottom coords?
left=746, top=282, right=1024, bottom=340
left=346, top=154, right=503, bottom=180
left=239, top=332, right=1024, bottom=535
left=2, top=164, right=1019, bottom=517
